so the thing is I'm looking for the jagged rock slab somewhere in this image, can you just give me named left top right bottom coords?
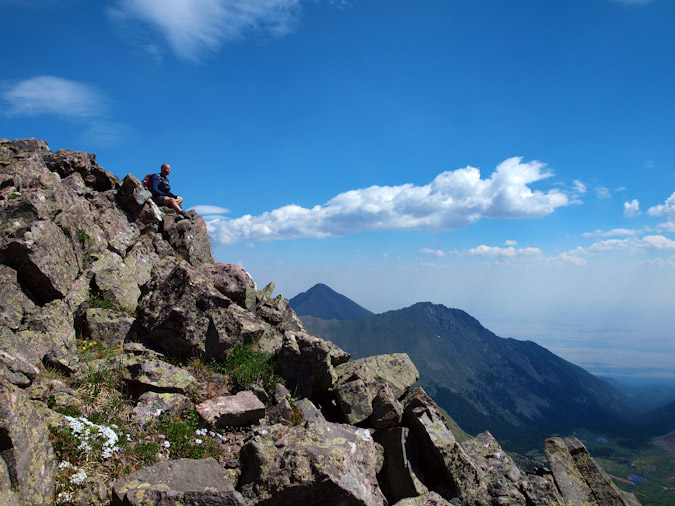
left=238, top=418, right=386, bottom=506
left=393, top=492, right=453, bottom=506
left=402, top=388, right=488, bottom=506
left=275, top=330, right=350, bottom=398
left=197, top=390, right=265, bottom=428
left=374, top=427, right=429, bottom=504
left=545, top=437, right=640, bottom=506
left=334, top=353, right=419, bottom=425
left=0, top=379, right=57, bottom=505
left=111, top=457, right=245, bottom=506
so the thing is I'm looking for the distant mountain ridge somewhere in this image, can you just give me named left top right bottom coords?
left=289, top=283, right=374, bottom=320
left=297, top=286, right=636, bottom=451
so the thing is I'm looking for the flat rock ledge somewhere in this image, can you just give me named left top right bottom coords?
left=197, top=390, right=266, bottom=428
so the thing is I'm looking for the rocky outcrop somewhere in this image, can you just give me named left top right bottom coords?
left=545, top=437, right=640, bottom=506
left=238, top=418, right=386, bottom=505
left=0, top=379, right=57, bottom=505
left=111, top=457, right=246, bottom=506
left=0, top=139, right=641, bottom=506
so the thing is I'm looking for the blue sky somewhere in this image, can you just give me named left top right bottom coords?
left=2, top=0, right=674, bottom=380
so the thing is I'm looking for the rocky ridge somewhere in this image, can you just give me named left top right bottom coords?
left=0, top=138, right=640, bottom=506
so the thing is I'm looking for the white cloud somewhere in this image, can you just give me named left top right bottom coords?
left=647, top=192, right=675, bottom=220
left=573, top=180, right=587, bottom=194
left=108, top=0, right=301, bottom=61
left=571, top=235, right=675, bottom=256
left=623, top=199, right=640, bottom=217
left=420, top=248, right=445, bottom=258
left=1, top=76, right=107, bottom=118
left=504, top=240, right=517, bottom=246
left=206, top=157, right=570, bottom=244
left=595, top=186, right=611, bottom=199
left=465, top=245, right=542, bottom=258
left=582, top=228, right=640, bottom=238
left=190, top=205, right=231, bottom=215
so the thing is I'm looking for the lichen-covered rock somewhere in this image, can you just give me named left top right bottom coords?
left=545, top=437, right=640, bottom=506
left=238, top=418, right=386, bottom=506
left=0, top=379, right=57, bottom=505
left=139, top=260, right=237, bottom=360
left=124, top=234, right=160, bottom=288
left=462, top=431, right=530, bottom=506
left=111, top=457, right=246, bottom=506
left=393, top=492, right=453, bottom=506
left=44, top=149, right=119, bottom=192
left=334, top=353, right=418, bottom=425
left=403, top=387, right=488, bottom=506
left=90, top=251, right=141, bottom=313
left=0, top=219, right=79, bottom=304
left=117, top=173, right=152, bottom=214
left=123, top=356, right=199, bottom=396
left=78, top=307, right=138, bottom=346
left=20, top=299, right=79, bottom=373
left=0, top=264, right=35, bottom=330
left=374, top=427, right=428, bottom=504
left=133, top=391, right=192, bottom=422
left=197, top=390, right=266, bottom=428
left=162, top=212, right=214, bottom=266
left=204, top=262, right=256, bottom=307
left=275, top=330, right=351, bottom=398
left=370, top=383, right=404, bottom=430
left=0, top=327, right=42, bottom=387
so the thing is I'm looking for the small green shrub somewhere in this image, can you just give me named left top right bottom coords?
left=76, top=228, right=92, bottom=243
left=213, top=345, right=284, bottom=396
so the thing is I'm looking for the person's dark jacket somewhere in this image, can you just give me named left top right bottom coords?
left=148, top=173, right=177, bottom=199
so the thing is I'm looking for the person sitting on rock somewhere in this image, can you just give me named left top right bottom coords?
left=148, top=163, right=185, bottom=215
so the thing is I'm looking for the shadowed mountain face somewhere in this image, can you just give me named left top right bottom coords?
left=289, top=283, right=374, bottom=320
left=298, top=290, right=633, bottom=451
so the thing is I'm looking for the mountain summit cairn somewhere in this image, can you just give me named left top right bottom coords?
left=0, top=138, right=641, bottom=505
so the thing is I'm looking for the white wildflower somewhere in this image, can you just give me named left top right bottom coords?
left=70, top=468, right=88, bottom=485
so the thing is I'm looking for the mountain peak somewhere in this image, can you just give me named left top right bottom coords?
left=289, top=283, right=374, bottom=320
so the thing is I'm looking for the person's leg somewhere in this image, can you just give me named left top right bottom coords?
left=165, top=197, right=184, bottom=214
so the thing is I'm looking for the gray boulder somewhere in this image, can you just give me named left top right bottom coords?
left=334, top=353, right=419, bottom=425
left=402, top=388, right=488, bottom=506
left=0, top=265, right=35, bottom=330
left=117, top=173, right=152, bottom=214
left=90, top=251, right=141, bottom=312
left=139, top=260, right=235, bottom=359
left=197, top=390, right=266, bottom=428
left=238, top=417, right=386, bottom=506
left=0, top=379, right=57, bottom=505
left=111, top=457, right=246, bottom=506
left=133, top=391, right=192, bottom=422
left=162, top=212, right=214, bottom=266
left=275, top=330, right=351, bottom=398
left=545, top=437, right=640, bottom=506
left=461, top=431, right=531, bottom=506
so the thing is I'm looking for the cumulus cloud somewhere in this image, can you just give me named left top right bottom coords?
left=420, top=248, right=445, bottom=258
left=108, top=0, right=301, bottom=61
left=572, top=235, right=675, bottom=256
left=623, top=199, right=640, bottom=217
left=582, top=228, right=640, bottom=238
left=647, top=192, right=675, bottom=220
left=465, top=245, right=542, bottom=258
left=1, top=76, right=108, bottom=118
left=206, top=157, right=569, bottom=244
